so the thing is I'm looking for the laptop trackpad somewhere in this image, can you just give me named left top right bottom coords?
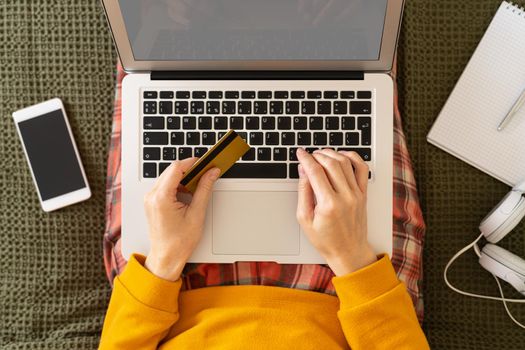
left=212, top=191, right=300, bottom=256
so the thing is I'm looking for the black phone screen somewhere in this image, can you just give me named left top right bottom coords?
left=18, top=109, right=86, bottom=201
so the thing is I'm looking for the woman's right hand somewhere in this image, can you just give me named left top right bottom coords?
left=296, top=148, right=377, bottom=276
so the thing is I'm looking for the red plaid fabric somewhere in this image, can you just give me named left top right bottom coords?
left=103, top=62, right=426, bottom=322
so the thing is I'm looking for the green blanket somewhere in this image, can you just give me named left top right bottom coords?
left=0, top=0, right=524, bottom=348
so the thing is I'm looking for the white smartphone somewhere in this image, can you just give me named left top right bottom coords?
left=12, top=98, right=91, bottom=212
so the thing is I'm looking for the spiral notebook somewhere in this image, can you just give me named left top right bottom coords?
left=427, top=1, right=525, bottom=186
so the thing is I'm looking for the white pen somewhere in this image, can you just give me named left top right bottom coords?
left=498, top=88, right=525, bottom=131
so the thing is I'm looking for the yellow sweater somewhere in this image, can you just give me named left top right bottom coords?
left=100, top=255, right=429, bottom=349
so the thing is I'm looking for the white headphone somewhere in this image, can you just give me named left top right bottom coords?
left=444, top=180, right=525, bottom=328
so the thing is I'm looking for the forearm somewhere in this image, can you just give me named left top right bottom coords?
left=333, top=255, right=429, bottom=350
left=100, top=255, right=182, bottom=350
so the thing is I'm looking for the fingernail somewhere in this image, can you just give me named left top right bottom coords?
left=210, top=168, right=221, bottom=180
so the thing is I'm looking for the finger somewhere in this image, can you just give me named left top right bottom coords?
left=316, top=148, right=359, bottom=192
left=296, top=164, right=315, bottom=225
left=188, top=167, right=221, bottom=217
left=156, top=158, right=198, bottom=195
left=311, top=151, right=349, bottom=194
left=343, top=151, right=369, bottom=194
left=296, top=148, right=334, bottom=199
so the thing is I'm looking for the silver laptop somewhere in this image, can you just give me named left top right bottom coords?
left=101, top=0, right=403, bottom=263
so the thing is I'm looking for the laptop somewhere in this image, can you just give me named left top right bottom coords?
left=101, top=0, right=403, bottom=263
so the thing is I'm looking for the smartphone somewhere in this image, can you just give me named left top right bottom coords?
left=12, top=98, right=91, bottom=212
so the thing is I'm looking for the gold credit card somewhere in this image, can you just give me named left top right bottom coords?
left=180, top=130, right=250, bottom=193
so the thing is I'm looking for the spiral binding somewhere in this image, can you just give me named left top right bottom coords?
left=506, top=1, right=525, bottom=17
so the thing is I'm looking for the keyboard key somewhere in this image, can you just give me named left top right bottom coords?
left=333, top=101, right=347, bottom=114
left=329, top=132, right=343, bottom=146
left=358, top=117, right=372, bottom=145
left=350, top=101, right=372, bottom=114
left=258, top=147, right=272, bottom=161
left=246, top=117, right=260, bottom=130
left=307, top=91, right=322, bottom=99
left=265, top=132, right=279, bottom=145
left=338, top=148, right=371, bottom=161
left=214, top=116, right=228, bottom=130
left=238, top=132, right=248, bottom=142
left=176, top=91, right=190, bottom=99
left=341, top=91, right=355, bottom=99
left=274, top=91, right=289, bottom=99
left=242, top=147, right=256, bottom=161
left=305, top=147, right=319, bottom=154
left=159, top=91, right=174, bottom=99
left=314, top=132, right=328, bottom=146
left=230, top=117, right=244, bottom=130
left=277, top=116, right=292, bottom=130
left=175, top=101, right=188, bottom=114
left=357, top=91, right=372, bottom=99
left=202, top=132, right=216, bottom=145
left=297, top=132, right=311, bottom=146
left=186, top=132, right=200, bottom=145
left=241, top=91, right=256, bottom=99
left=206, top=101, right=220, bottom=114
left=291, top=91, right=305, bottom=99
left=273, top=147, right=287, bottom=161
left=289, top=163, right=299, bottom=179
left=249, top=132, right=263, bottom=145
left=345, top=132, right=360, bottom=146
left=317, top=101, right=331, bottom=114
left=222, top=163, right=287, bottom=179
left=323, top=91, right=338, bottom=99
left=254, top=101, right=268, bottom=114
left=167, top=117, right=181, bottom=130
left=163, top=147, right=177, bottom=160
left=159, top=162, right=171, bottom=175
left=258, top=91, right=272, bottom=99
left=209, top=91, right=223, bottom=99
left=281, top=132, right=295, bottom=146
left=171, top=132, right=184, bottom=145
left=270, top=101, right=283, bottom=114
left=192, top=91, right=206, bottom=99
left=144, top=91, right=157, bottom=99
left=194, top=147, right=208, bottom=157
left=342, top=117, right=356, bottom=130
left=179, top=147, right=193, bottom=160
left=143, top=163, right=156, bottom=178
left=143, top=117, right=164, bottom=130
left=302, top=101, right=315, bottom=114
left=286, top=101, right=300, bottom=114
left=261, top=116, right=275, bottom=130
left=182, top=116, right=196, bottom=129
left=143, top=147, right=161, bottom=160
left=326, top=117, right=339, bottom=130
left=144, top=132, right=168, bottom=145
left=218, top=131, right=227, bottom=139
left=309, top=117, right=323, bottom=130
left=294, top=117, right=308, bottom=130
left=198, top=116, right=212, bottom=130
left=191, top=101, right=204, bottom=114
left=143, top=101, right=157, bottom=114
left=289, top=148, right=298, bottom=161
left=225, top=91, right=239, bottom=99
left=238, top=101, right=252, bottom=114
left=222, top=101, right=236, bottom=114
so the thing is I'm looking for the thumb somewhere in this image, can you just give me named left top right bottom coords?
left=297, top=164, right=315, bottom=225
left=188, top=167, right=221, bottom=217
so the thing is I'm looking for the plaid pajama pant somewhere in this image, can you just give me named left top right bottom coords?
left=103, top=63, right=426, bottom=322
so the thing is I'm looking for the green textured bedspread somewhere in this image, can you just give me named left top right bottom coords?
left=1, top=0, right=524, bottom=348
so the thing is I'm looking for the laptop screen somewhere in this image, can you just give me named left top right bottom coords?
left=118, top=0, right=388, bottom=61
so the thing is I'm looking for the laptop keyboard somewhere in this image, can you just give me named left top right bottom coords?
left=141, top=89, right=373, bottom=179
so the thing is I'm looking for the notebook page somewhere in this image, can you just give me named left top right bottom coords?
left=427, top=1, right=525, bottom=186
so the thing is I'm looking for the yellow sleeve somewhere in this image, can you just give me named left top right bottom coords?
left=332, top=255, right=429, bottom=350
left=99, top=254, right=182, bottom=350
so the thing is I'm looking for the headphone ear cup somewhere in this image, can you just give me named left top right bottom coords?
left=479, top=244, right=525, bottom=294
left=479, top=192, right=525, bottom=243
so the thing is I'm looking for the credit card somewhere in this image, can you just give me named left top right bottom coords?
left=180, top=130, right=250, bottom=193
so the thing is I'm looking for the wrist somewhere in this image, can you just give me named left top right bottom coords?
left=145, top=253, right=186, bottom=282
left=325, top=245, right=377, bottom=276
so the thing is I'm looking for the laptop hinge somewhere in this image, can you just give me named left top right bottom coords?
left=150, top=71, right=364, bottom=81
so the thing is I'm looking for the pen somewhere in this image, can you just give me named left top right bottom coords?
left=497, top=88, right=525, bottom=131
